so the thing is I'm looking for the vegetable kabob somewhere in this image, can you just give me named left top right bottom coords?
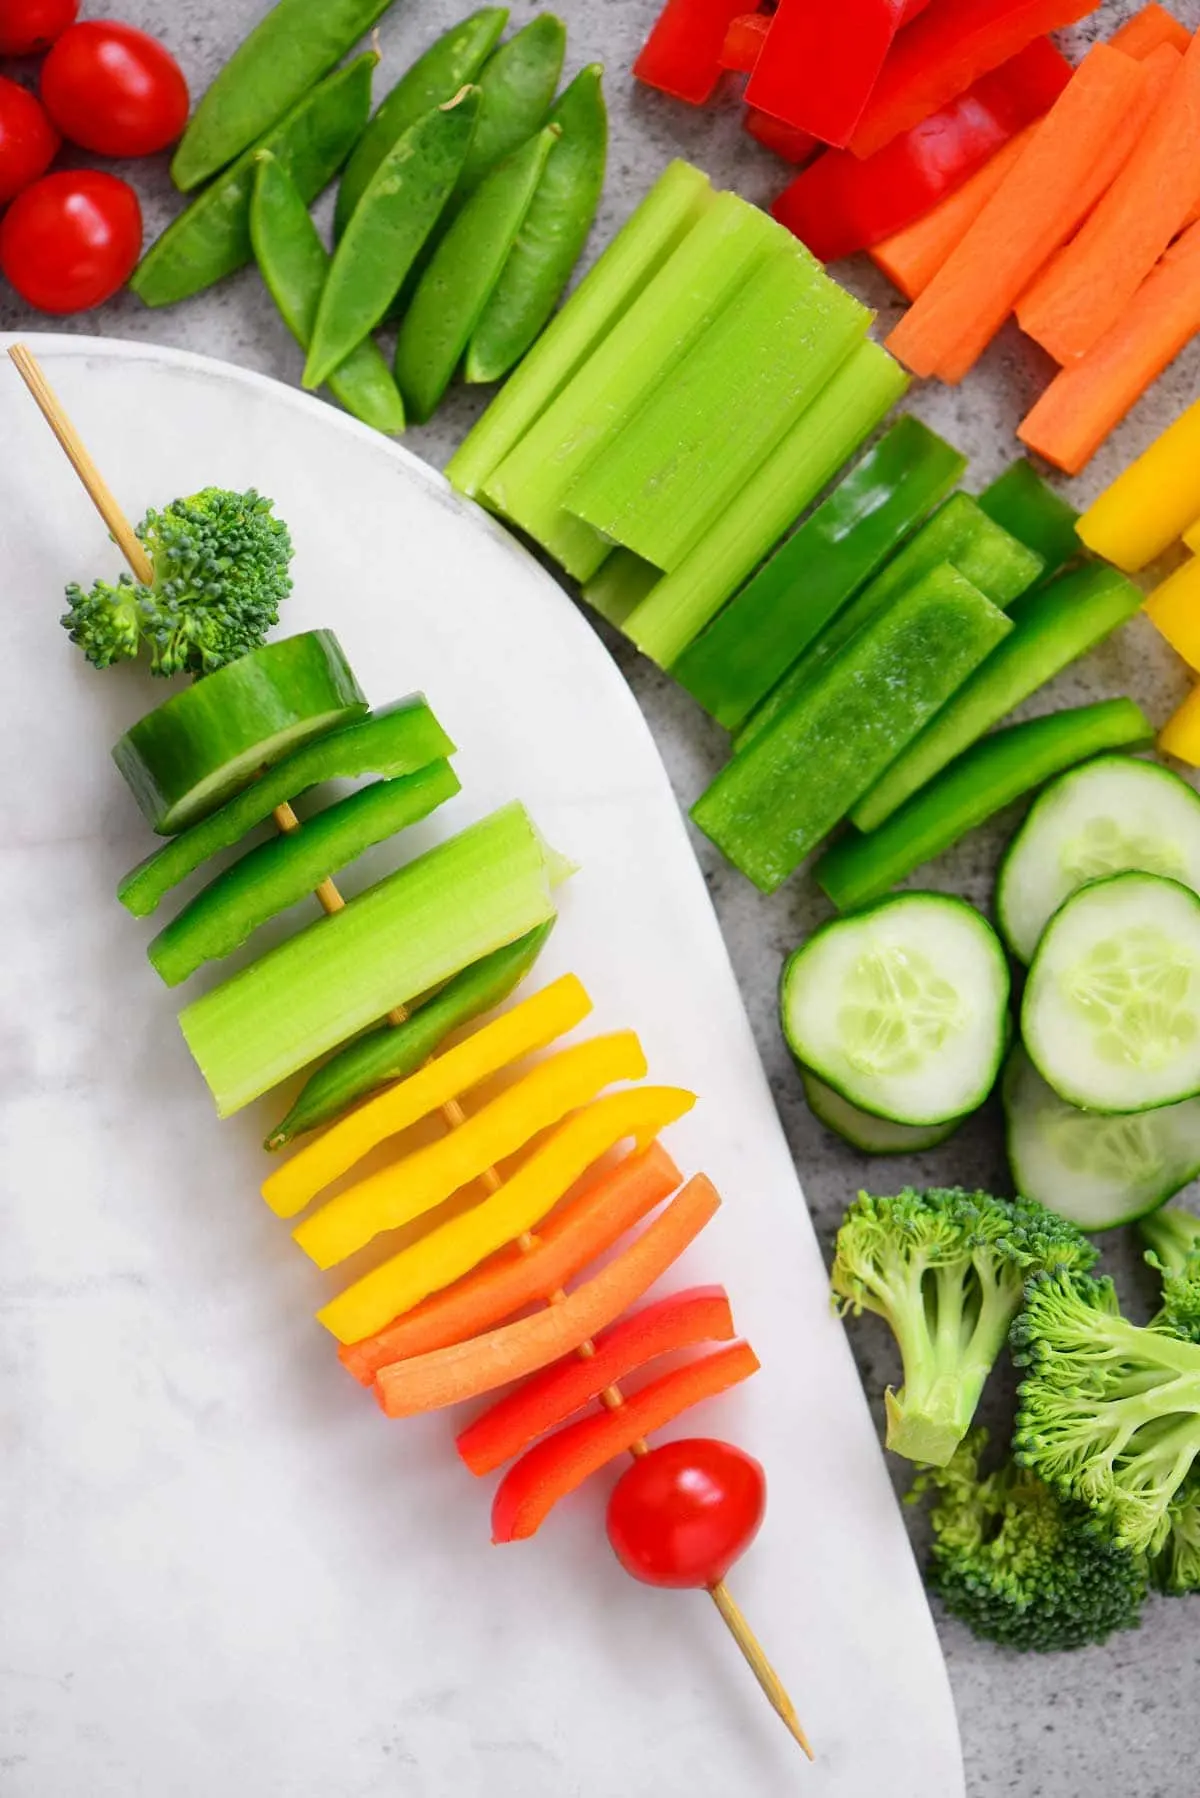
left=10, top=343, right=812, bottom=1757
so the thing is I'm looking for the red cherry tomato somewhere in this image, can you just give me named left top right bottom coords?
left=606, top=1438, right=767, bottom=1590
left=0, top=0, right=78, bottom=56
left=0, top=169, right=141, bottom=313
left=0, top=75, right=58, bottom=205
left=40, top=21, right=189, bottom=158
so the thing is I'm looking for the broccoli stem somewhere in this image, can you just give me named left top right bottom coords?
left=885, top=1256, right=1020, bottom=1467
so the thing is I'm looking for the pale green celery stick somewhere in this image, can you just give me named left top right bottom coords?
left=178, top=802, right=565, bottom=1117
left=446, top=160, right=713, bottom=499
left=583, top=548, right=662, bottom=627
left=483, top=190, right=791, bottom=580
left=565, top=249, right=867, bottom=572
left=623, top=340, right=909, bottom=668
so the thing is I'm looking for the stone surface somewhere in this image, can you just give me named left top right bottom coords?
left=3, top=1, right=1200, bottom=1792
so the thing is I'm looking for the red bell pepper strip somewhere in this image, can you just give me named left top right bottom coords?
left=848, top=0, right=1100, bottom=161
left=773, top=38, right=1071, bottom=260
left=744, top=108, right=818, bottom=163
left=491, top=1341, right=761, bottom=1542
left=901, top=0, right=936, bottom=17
left=634, top=0, right=750, bottom=105
left=746, top=0, right=907, bottom=148
left=719, top=12, right=769, bottom=73
left=457, top=1285, right=736, bottom=1475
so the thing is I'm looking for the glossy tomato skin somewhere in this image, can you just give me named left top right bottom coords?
left=0, top=169, right=142, bottom=312
left=606, top=1438, right=767, bottom=1590
left=0, top=75, right=59, bottom=204
left=0, top=0, right=78, bottom=56
left=40, top=21, right=189, bottom=158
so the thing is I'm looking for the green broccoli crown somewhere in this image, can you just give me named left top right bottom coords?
left=911, top=1430, right=1147, bottom=1652
left=1012, top=1270, right=1200, bottom=1555
left=62, top=488, right=293, bottom=678
left=1153, top=1473, right=1200, bottom=1595
left=832, top=1188, right=1096, bottom=1468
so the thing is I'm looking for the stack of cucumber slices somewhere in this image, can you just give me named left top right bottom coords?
left=784, top=754, right=1200, bottom=1232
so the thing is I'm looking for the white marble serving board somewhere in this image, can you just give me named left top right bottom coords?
left=0, top=337, right=963, bottom=1798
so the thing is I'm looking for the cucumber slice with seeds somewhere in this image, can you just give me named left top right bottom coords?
left=1003, top=1045, right=1200, bottom=1231
left=781, top=892, right=1010, bottom=1127
left=1023, top=872, right=1200, bottom=1114
left=801, top=1067, right=964, bottom=1154
left=997, top=756, right=1200, bottom=963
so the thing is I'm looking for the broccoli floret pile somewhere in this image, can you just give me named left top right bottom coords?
left=910, top=1430, right=1147, bottom=1652
left=831, top=1186, right=1096, bottom=1467
left=63, top=487, right=293, bottom=677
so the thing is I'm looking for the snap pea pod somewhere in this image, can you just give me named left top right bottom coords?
left=335, top=7, right=509, bottom=238
left=149, top=761, right=461, bottom=988
left=396, top=125, right=558, bottom=422
left=251, top=153, right=406, bottom=434
left=459, top=13, right=565, bottom=196
left=134, top=55, right=375, bottom=309
left=265, top=919, right=554, bottom=1148
left=466, top=64, right=607, bottom=385
left=118, top=699, right=455, bottom=919
left=304, top=87, right=480, bottom=392
left=172, top=0, right=394, bottom=193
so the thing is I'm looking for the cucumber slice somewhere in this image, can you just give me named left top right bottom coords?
left=1004, top=1045, right=1200, bottom=1231
left=1022, top=872, right=1200, bottom=1114
left=997, top=755, right=1200, bottom=963
left=114, top=631, right=367, bottom=834
left=780, top=893, right=1010, bottom=1126
left=801, top=1067, right=964, bottom=1154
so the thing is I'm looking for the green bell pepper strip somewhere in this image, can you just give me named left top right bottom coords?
left=674, top=416, right=966, bottom=731
left=265, top=921, right=554, bottom=1148
left=814, top=698, right=1155, bottom=912
left=118, top=699, right=455, bottom=919
left=148, top=762, right=461, bottom=988
left=134, top=55, right=376, bottom=309
left=977, top=459, right=1083, bottom=583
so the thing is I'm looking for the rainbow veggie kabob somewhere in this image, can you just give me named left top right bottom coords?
left=11, top=343, right=811, bottom=1757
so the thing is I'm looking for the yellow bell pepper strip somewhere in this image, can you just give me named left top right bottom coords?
left=1185, top=516, right=1200, bottom=555
left=294, top=1032, right=650, bottom=1270
left=262, top=973, right=591, bottom=1219
left=324, top=1085, right=695, bottom=1340
left=371, top=1171, right=721, bottom=1400
left=1145, top=559, right=1200, bottom=673
left=1077, top=397, right=1200, bottom=573
left=1159, top=686, right=1200, bottom=766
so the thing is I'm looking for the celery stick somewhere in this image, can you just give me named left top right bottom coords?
left=178, top=803, right=565, bottom=1116
left=484, top=191, right=790, bottom=580
left=584, top=548, right=661, bottom=628
left=564, top=248, right=868, bottom=572
left=623, top=340, right=909, bottom=668
left=446, top=161, right=713, bottom=499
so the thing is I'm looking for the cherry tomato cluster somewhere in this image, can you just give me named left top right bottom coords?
left=0, top=0, right=188, bottom=313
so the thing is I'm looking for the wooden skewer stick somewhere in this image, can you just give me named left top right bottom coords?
left=9, top=341, right=812, bottom=1763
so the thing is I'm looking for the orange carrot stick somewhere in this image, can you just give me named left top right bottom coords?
left=337, top=1143, right=682, bottom=1384
left=1017, top=35, right=1200, bottom=364
left=1018, top=220, right=1200, bottom=474
left=1108, top=3, right=1191, bottom=61
left=886, top=45, right=1153, bottom=383
left=869, top=124, right=1035, bottom=299
left=374, top=1173, right=721, bottom=1418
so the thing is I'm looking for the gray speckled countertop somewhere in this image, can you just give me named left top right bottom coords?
left=4, top=2, right=1200, bottom=1791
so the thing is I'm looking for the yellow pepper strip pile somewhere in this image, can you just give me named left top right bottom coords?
left=1158, top=686, right=1200, bottom=764
left=316, top=1085, right=696, bottom=1344
left=1078, top=395, right=1200, bottom=573
left=294, top=1031, right=649, bottom=1270
left=262, top=973, right=591, bottom=1219
left=1145, top=559, right=1200, bottom=673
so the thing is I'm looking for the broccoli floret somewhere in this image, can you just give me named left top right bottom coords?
left=1140, top=1205, right=1200, bottom=1343
left=910, top=1430, right=1147, bottom=1651
left=831, top=1187, right=1097, bottom=1467
left=1153, top=1471, right=1200, bottom=1595
left=63, top=488, right=293, bottom=677
left=1012, top=1270, right=1200, bottom=1555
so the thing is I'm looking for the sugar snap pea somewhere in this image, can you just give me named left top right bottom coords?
left=304, top=86, right=480, bottom=392
left=265, top=920, right=554, bottom=1148
left=251, top=153, right=406, bottom=434
left=335, top=7, right=509, bottom=239
left=133, top=55, right=375, bottom=310
left=395, top=125, right=558, bottom=423
left=458, top=13, right=565, bottom=196
left=465, top=64, right=606, bottom=385
left=172, top=0, right=394, bottom=193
